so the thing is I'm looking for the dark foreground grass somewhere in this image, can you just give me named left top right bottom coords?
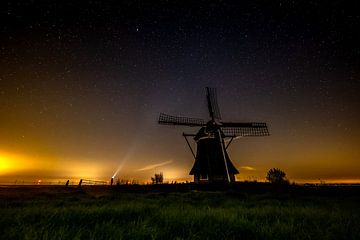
left=0, top=188, right=359, bottom=240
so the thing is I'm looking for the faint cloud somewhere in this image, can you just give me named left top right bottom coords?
left=137, top=160, right=173, bottom=171
left=240, top=166, right=256, bottom=171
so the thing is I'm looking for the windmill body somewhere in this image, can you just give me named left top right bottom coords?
left=159, top=87, right=269, bottom=183
left=190, top=123, right=239, bottom=183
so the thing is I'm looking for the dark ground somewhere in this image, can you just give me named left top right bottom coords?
left=0, top=183, right=359, bottom=239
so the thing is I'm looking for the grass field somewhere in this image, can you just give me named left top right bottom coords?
left=0, top=185, right=359, bottom=240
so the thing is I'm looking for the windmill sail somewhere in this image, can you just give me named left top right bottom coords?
left=220, top=122, right=269, bottom=137
left=158, top=113, right=206, bottom=126
left=206, top=87, right=222, bottom=121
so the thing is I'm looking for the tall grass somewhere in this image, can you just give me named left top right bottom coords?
left=0, top=191, right=359, bottom=239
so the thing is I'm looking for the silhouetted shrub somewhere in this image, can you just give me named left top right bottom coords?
left=266, top=168, right=289, bottom=185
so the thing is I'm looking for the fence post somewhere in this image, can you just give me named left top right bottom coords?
left=78, top=179, right=83, bottom=187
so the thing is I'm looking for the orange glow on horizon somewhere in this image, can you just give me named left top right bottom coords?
left=0, top=150, right=107, bottom=181
left=0, top=149, right=359, bottom=185
left=0, top=151, right=35, bottom=175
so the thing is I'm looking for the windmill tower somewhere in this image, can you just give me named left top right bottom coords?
left=158, top=87, right=269, bottom=183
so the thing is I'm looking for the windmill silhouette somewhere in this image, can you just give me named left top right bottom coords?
left=158, top=87, right=269, bottom=183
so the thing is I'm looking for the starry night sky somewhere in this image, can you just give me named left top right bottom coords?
left=1, top=1, right=359, bottom=183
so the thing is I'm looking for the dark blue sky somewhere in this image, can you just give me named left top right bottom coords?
left=0, top=0, right=359, bottom=183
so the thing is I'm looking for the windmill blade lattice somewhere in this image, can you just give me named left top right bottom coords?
left=221, top=122, right=269, bottom=137
left=158, top=113, right=206, bottom=126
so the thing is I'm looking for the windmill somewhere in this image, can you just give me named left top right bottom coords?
left=158, top=87, right=269, bottom=183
